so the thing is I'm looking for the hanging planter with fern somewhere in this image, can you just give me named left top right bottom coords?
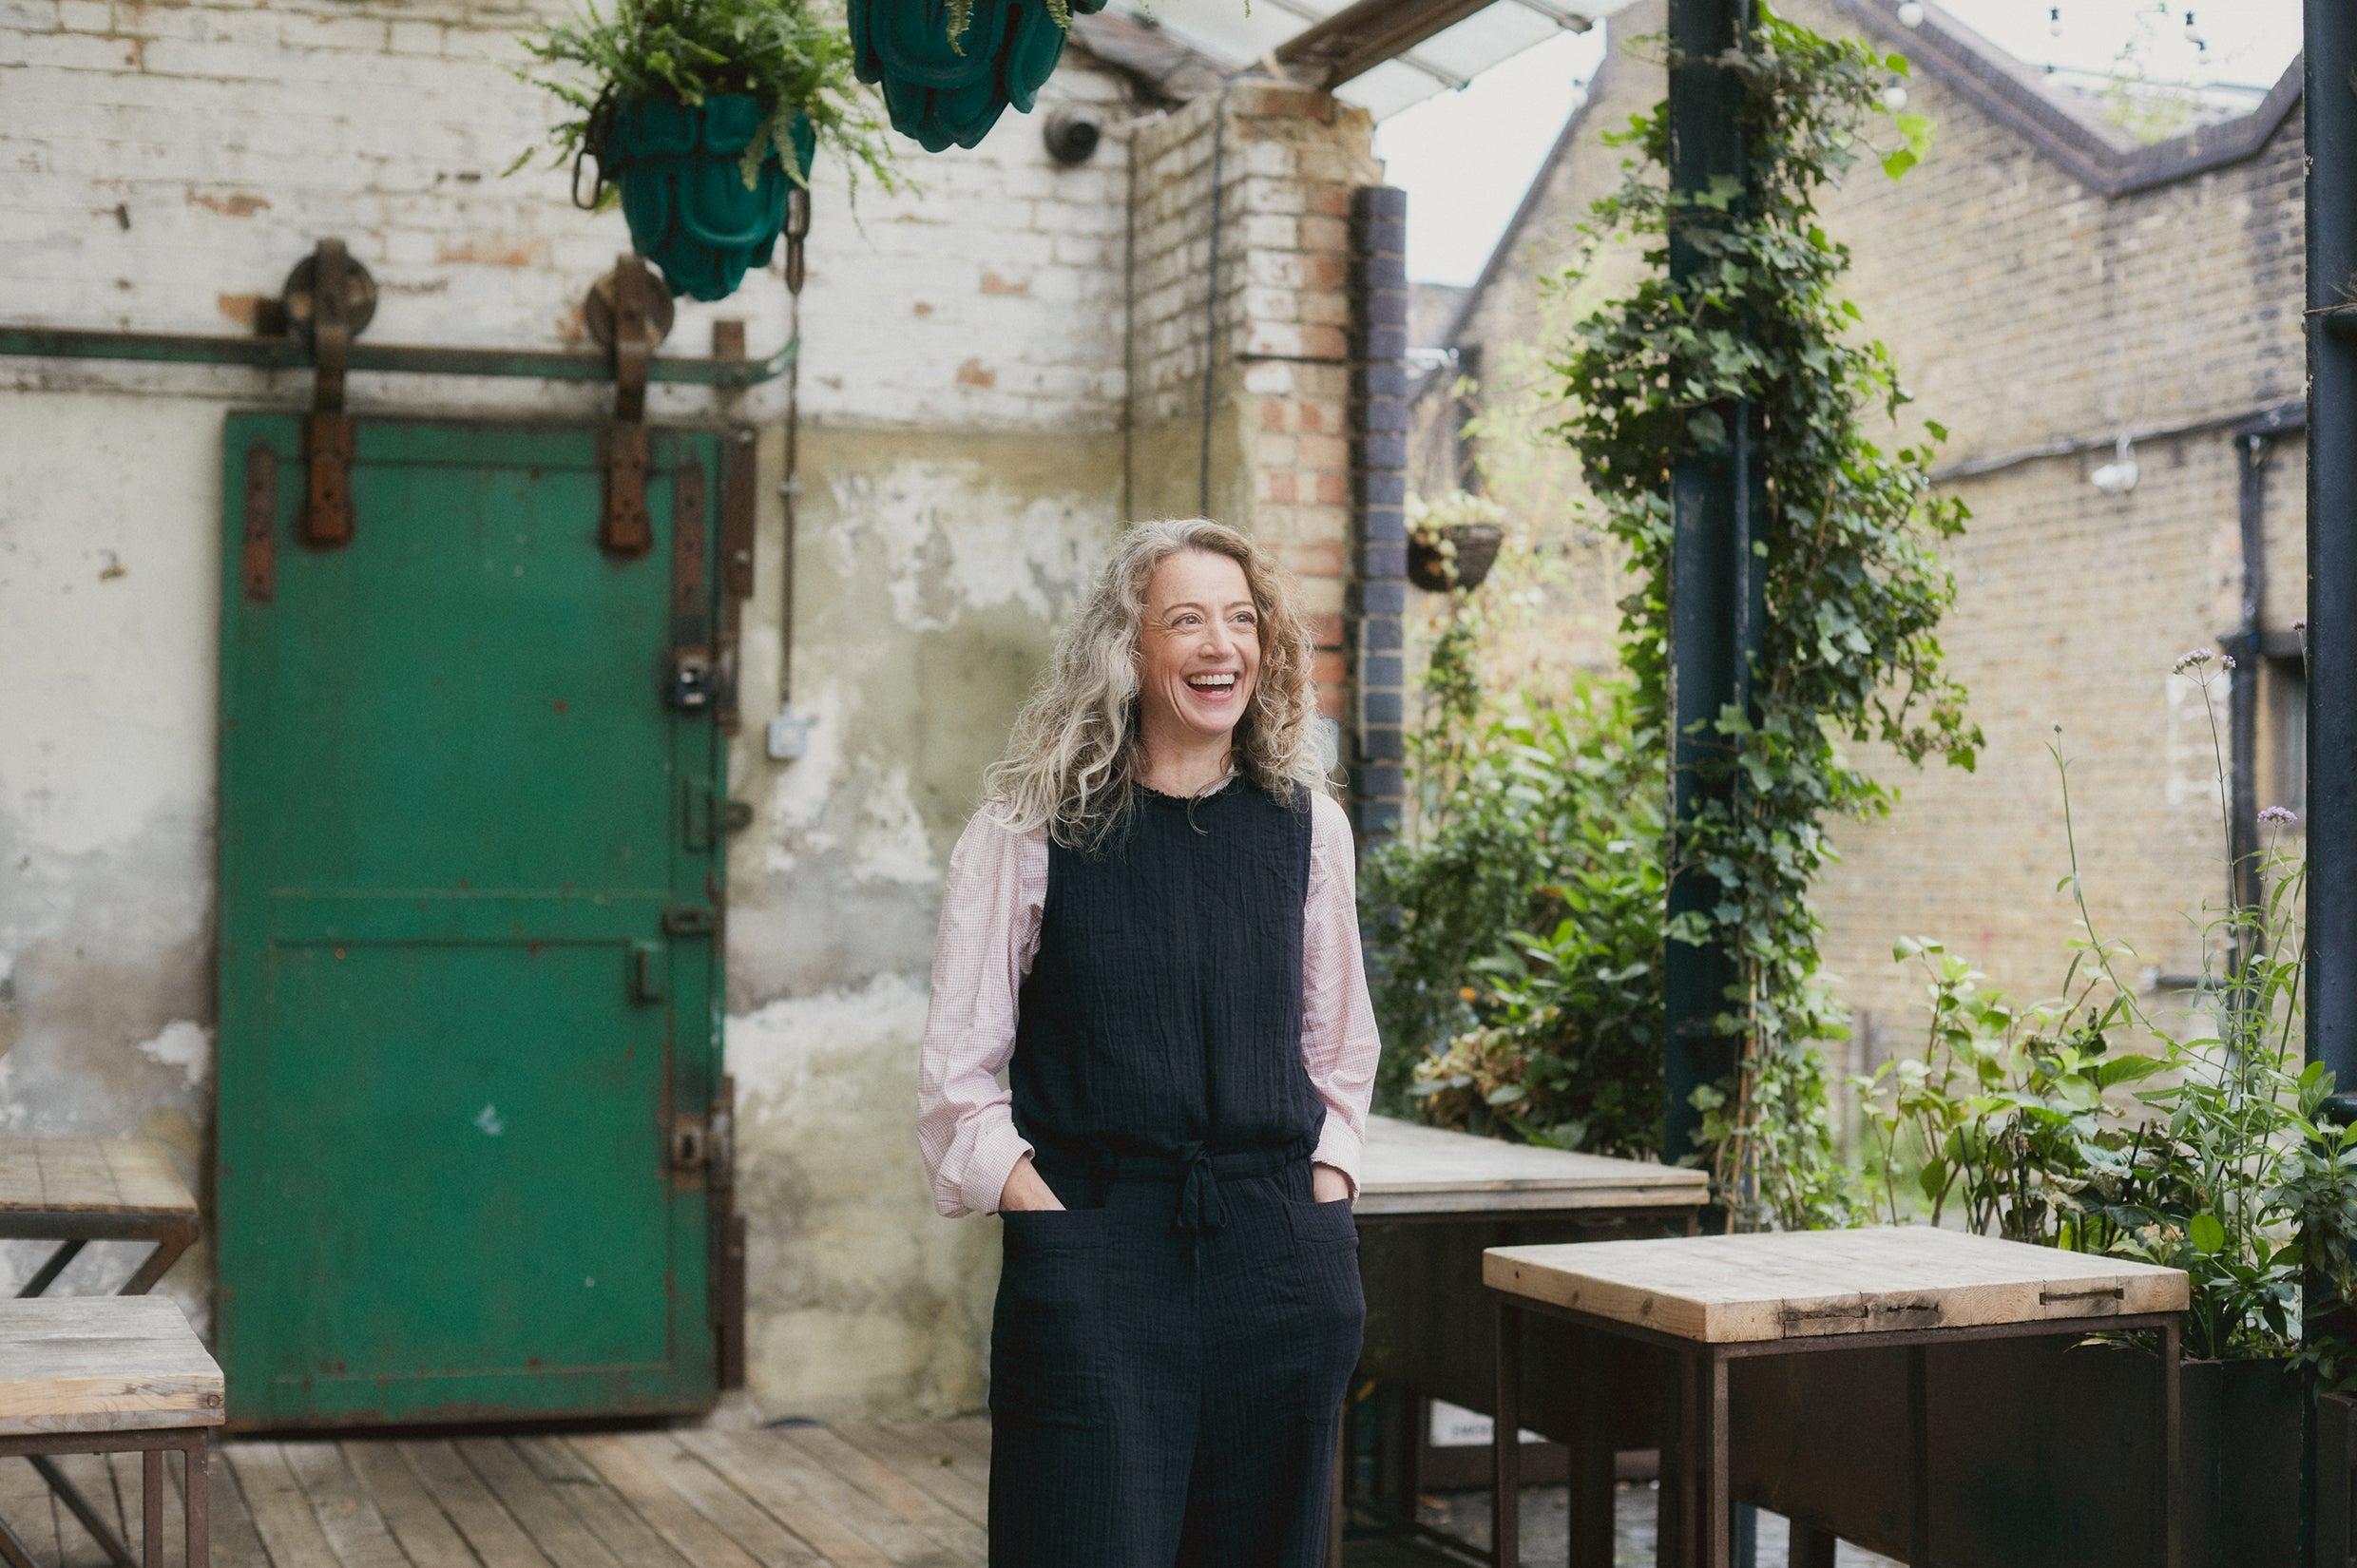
left=848, top=0, right=1107, bottom=153
left=514, top=0, right=903, bottom=304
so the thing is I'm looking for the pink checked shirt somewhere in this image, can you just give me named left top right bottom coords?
left=915, top=784, right=1383, bottom=1218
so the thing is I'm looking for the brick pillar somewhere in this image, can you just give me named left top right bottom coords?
left=1126, top=84, right=1382, bottom=756
left=1350, top=184, right=1409, bottom=839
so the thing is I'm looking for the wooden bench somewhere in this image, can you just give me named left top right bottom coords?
left=0, top=1296, right=223, bottom=1568
left=1485, top=1226, right=2190, bottom=1568
left=0, top=1137, right=204, bottom=1566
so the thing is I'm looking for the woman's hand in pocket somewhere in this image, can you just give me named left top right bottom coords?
left=1311, top=1162, right=1351, bottom=1205
left=999, top=1154, right=1066, bottom=1213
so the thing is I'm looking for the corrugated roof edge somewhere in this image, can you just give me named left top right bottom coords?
left=1830, top=0, right=2302, bottom=200
left=1427, top=0, right=2305, bottom=384
left=1069, top=10, right=1236, bottom=105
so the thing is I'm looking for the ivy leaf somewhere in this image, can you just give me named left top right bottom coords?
left=1884, top=113, right=1935, bottom=181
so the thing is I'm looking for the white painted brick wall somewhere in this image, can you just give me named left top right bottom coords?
left=0, top=0, right=1141, bottom=433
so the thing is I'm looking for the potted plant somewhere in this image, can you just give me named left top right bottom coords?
left=848, top=0, right=1107, bottom=153
left=1406, top=491, right=1507, bottom=593
left=1792, top=650, right=2356, bottom=1566
left=514, top=0, right=901, bottom=302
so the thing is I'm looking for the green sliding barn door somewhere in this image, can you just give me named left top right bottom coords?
left=215, top=415, right=727, bottom=1427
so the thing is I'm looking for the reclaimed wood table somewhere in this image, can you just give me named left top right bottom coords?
left=1485, top=1226, right=2192, bottom=1568
left=1332, top=1119, right=1712, bottom=1566
left=1355, top=1115, right=1714, bottom=1224
left=0, top=1138, right=202, bottom=1567
left=0, top=1296, right=222, bottom=1568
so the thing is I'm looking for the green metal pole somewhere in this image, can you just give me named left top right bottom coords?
left=1660, top=0, right=1763, bottom=1170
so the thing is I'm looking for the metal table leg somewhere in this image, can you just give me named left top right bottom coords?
left=1493, top=1299, right=1522, bottom=1568
left=1907, top=1346, right=1932, bottom=1568
left=1568, top=1328, right=1613, bottom=1568
left=1704, top=1350, right=1731, bottom=1568
left=2160, top=1320, right=2180, bottom=1568
left=186, top=1435, right=212, bottom=1568
left=1788, top=1520, right=1838, bottom=1568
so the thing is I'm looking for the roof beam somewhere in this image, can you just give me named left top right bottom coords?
left=1275, top=0, right=1590, bottom=89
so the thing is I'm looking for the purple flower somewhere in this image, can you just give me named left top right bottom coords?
left=2172, top=648, right=2215, bottom=675
left=2260, top=806, right=2299, bottom=825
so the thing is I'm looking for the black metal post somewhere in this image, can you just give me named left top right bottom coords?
left=1661, top=0, right=1762, bottom=1168
left=2307, top=0, right=2357, bottom=1119
left=1662, top=13, right=1763, bottom=1557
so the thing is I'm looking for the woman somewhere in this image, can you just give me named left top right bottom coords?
left=916, top=518, right=1381, bottom=1567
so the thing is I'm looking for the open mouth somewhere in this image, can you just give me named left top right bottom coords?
left=1185, top=672, right=1240, bottom=697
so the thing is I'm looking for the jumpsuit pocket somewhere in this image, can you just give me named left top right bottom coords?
left=989, top=1207, right=1108, bottom=1430
left=1284, top=1195, right=1361, bottom=1249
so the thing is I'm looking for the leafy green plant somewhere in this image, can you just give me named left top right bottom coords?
left=1856, top=654, right=2357, bottom=1367
left=1363, top=607, right=1667, bottom=1156
left=511, top=0, right=903, bottom=200
left=1549, top=9, right=1979, bottom=1227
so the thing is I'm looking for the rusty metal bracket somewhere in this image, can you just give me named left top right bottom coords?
left=669, top=457, right=712, bottom=712
left=284, top=239, right=374, bottom=548
left=240, top=443, right=278, bottom=603
left=590, top=255, right=671, bottom=557
left=717, top=424, right=757, bottom=732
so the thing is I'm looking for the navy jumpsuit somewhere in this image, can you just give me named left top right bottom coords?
left=987, top=778, right=1367, bottom=1567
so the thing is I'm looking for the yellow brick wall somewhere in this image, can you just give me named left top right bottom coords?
left=1412, top=0, right=2308, bottom=1058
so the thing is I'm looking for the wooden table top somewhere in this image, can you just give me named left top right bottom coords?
left=1354, top=1115, right=1711, bottom=1219
left=0, top=1296, right=224, bottom=1434
left=1485, top=1224, right=2190, bottom=1343
left=0, top=1138, right=197, bottom=1221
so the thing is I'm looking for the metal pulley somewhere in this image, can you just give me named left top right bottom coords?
left=282, top=239, right=375, bottom=547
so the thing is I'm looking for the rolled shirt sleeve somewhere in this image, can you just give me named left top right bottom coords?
left=1302, top=790, right=1381, bottom=1195
left=915, top=809, right=1046, bottom=1217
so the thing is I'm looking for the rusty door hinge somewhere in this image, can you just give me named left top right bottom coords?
left=590, top=255, right=672, bottom=557
left=240, top=442, right=278, bottom=603
left=285, top=239, right=374, bottom=548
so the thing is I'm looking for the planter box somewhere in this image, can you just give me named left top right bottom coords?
left=1734, top=1339, right=2304, bottom=1568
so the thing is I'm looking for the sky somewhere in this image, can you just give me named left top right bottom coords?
left=1374, top=0, right=2304, bottom=288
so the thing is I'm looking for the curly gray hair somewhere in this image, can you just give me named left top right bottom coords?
left=984, top=518, right=1330, bottom=850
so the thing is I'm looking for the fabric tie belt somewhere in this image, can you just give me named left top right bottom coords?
left=1036, top=1139, right=1308, bottom=1238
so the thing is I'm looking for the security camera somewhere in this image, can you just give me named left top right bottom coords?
left=1044, top=106, right=1102, bottom=166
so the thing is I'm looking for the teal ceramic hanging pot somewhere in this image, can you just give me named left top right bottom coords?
left=848, top=0, right=1109, bottom=154
left=595, top=93, right=815, bottom=302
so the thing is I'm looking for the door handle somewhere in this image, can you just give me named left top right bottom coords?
left=630, top=941, right=664, bottom=1003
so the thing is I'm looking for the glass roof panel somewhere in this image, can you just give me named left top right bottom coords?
left=1108, top=0, right=1638, bottom=120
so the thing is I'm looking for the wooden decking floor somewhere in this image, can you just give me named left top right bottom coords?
left=0, top=1425, right=1464, bottom=1568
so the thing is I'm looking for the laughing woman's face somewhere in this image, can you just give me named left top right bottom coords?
left=1138, top=549, right=1262, bottom=749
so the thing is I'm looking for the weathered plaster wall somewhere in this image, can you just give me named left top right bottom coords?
left=0, top=0, right=1143, bottom=1416
left=721, top=424, right=1124, bottom=1418
left=0, top=392, right=226, bottom=1327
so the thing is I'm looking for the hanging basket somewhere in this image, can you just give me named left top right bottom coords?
left=598, top=94, right=815, bottom=303
left=1408, top=523, right=1504, bottom=593
left=848, top=0, right=1108, bottom=154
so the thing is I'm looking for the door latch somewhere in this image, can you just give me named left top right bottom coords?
left=669, top=650, right=713, bottom=712
left=670, top=1113, right=709, bottom=1171
left=661, top=904, right=717, bottom=935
